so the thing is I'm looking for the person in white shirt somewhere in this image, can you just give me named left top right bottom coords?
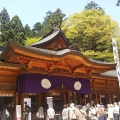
left=107, top=104, right=114, bottom=120
left=62, top=104, right=69, bottom=120
left=89, top=104, right=97, bottom=120
left=69, top=103, right=78, bottom=120
left=118, top=102, right=120, bottom=110
left=113, top=102, right=119, bottom=120
left=47, top=106, right=55, bottom=120
left=76, top=105, right=87, bottom=120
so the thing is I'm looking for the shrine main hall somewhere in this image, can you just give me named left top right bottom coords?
left=0, top=29, right=119, bottom=117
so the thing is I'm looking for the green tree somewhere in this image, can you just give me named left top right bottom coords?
left=116, top=0, right=120, bottom=6
left=10, top=15, right=26, bottom=45
left=0, top=8, right=10, bottom=46
left=24, top=24, right=33, bottom=37
left=84, top=1, right=104, bottom=11
left=25, top=37, right=41, bottom=46
left=41, top=8, right=66, bottom=36
left=0, top=8, right=10, bottom=24
left=32, top=22, right=42, bottom=36
left=62, top=10, right=120, bottom=62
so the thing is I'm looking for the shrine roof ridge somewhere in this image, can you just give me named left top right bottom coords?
left=0, top=41, right=116, bottom=69
left=30, top=30, right=70, bottom=47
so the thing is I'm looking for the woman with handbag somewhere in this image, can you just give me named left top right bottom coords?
left=76, top=105, right=87, bottom=120
left=69, top=103, right=78, bottom=120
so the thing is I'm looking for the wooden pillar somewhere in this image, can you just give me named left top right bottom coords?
left=89, top=94, right=92, bottom=102
left=96, top=94, right=98, bottom=104
left=63, top=84, right=66, bottom=104
left=109, top=95, right=111, bottom=104
left=92, top=80, right=95, bottom=94
left=100, top=96, right=102, bottom=104
left=117, top=82, right=120, bottom=101
left=14, top=92, right=19, bottom=120
left=91, top=79, right=95, bottom=103
left=20, top=94, right=24, bottom=120
left=72, top=91, right=74, bottom=103
left=113, top=95, right=115, bottom=103
left=68, top=92, right=70, bottom=103
left=76, top=93, right=80, bottom=105
left=105, top=81, right=108, bottom=94
left=43, top=92, right=47, bottom=110
left=84, top=95, right=86, bottom=105
left=15, top=92, right=18, bottom=105
left=106, top=80, right=110, bottom=103
left=79, top=94, right=81, bottom=105
left=36, top=93, right=40, bottom=109
left=73, top=92, right=76, bottom=104
left=66, top=91, right=68, bottom=104
left=39, top=93, right=41, bottom=105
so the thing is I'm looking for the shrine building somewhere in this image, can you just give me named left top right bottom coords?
left=0, top=29, right=119, bottom=118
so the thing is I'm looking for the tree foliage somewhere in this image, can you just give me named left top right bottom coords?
left=0, top=8, right=10, bottom=24
left=10, top=15, right=26, bottom=45
left=116, top=0, right=120, bottom=6
left=0, top=8, right=66, bottom=46
left=24, top=24, right=33, bottom=37
left=0, top=8, right=10, bottom=46
left=32, top=22, right=42, bottom=36
left=0, top=7, right=120, bottom=63
left=84, top=50, right=114, bottom=62
left=84, top=1, right=104, bottom=11
left=62, top=10, right=120, bottom=62
left=25, top=37, right=41, bottom=46
left=0, top=8, right=26, bottom=45
left=41, top=8, right=66, bottom=36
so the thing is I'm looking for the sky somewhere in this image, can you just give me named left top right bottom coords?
left=0, top=0, right=120, bottom=29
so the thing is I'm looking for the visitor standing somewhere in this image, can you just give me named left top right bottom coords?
left=113, top=102, right=119, bottom=120
left=24, top=101, right=31, bottom=120
left=89, top=104, right=97, bottom=120
left=47, top=105, right=55, bottom=120
left=69, top=103, right=78, bottom=120
left=76, top=105, right=87, bottom=120
left=62, top=104, right=69, bottom=120
left=107, top=104, right=114, bottom=120
left=37, top=106, right=45, bottom=120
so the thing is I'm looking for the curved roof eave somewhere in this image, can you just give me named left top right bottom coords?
left=100, top=70, right=117, bottom=77
left=91, top=73, right=118, bottom=80
left=30, top=30, right=70, bottom=47
left=0, top=41, right=116, bottom=69
left=0, top=61, right=26, bottom=69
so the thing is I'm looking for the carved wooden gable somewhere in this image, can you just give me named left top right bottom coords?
left=30, top=30, right=71, bottom=51
left=41, top=36, right=68, bottom=51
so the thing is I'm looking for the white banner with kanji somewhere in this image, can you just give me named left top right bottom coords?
left=112, top=38, right=120, bottom=85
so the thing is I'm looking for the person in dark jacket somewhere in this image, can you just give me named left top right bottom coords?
left=24, top=101, right=31, bottom=120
